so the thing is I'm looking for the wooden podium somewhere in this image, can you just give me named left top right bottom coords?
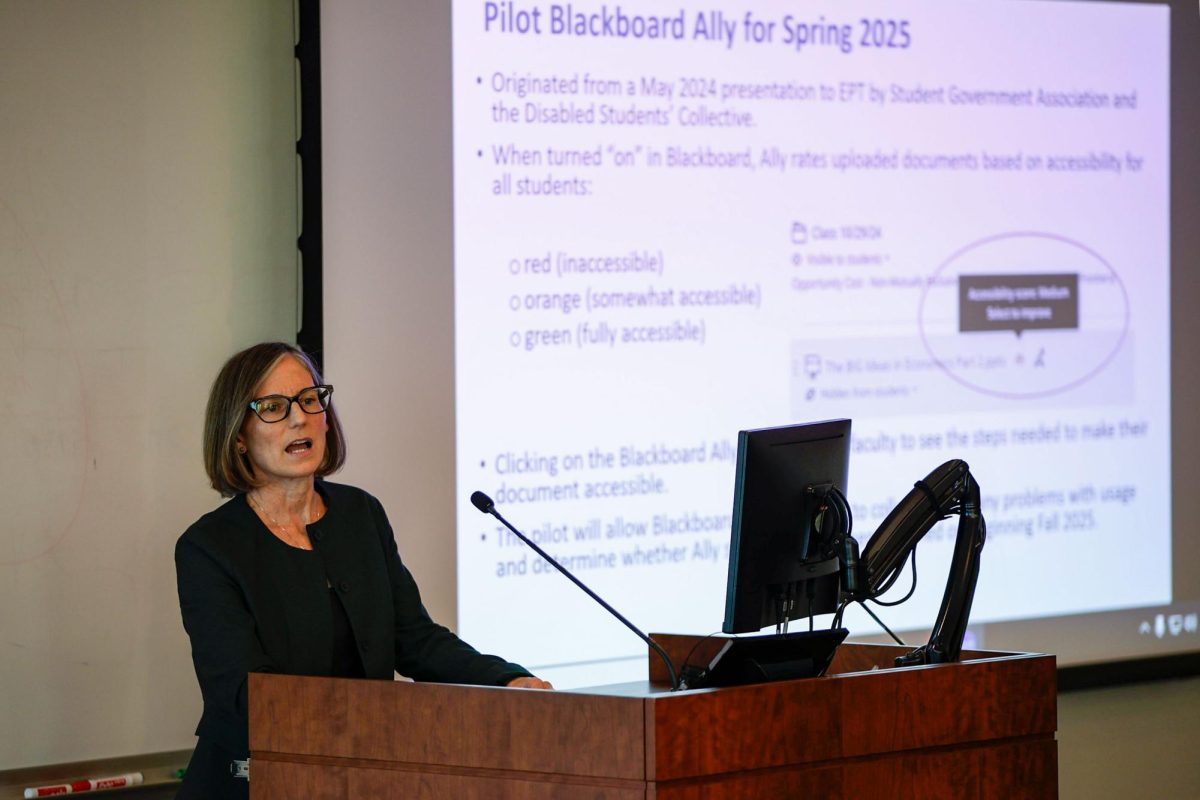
left=248, top=639, right=1057, bottom=798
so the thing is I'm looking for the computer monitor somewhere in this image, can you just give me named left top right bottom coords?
left=722, top=419, right=853, bottom=635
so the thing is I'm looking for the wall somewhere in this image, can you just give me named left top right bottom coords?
left=0, top=0, right=297, bottom=770
left=1059, top=676, right=1200, bottom=799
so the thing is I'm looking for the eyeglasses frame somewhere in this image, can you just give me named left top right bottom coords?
left=247, top=384, right=334, bottom=424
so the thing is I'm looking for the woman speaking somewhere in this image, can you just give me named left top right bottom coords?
left=175, top=342, right=549, bottom=799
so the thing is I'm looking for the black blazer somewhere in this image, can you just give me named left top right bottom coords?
left=175, top=481, right=530, bottom=758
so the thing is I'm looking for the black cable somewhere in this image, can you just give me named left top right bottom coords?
left=831, top=598, right=849, bottom=629
left=831, top=486, right=853, bottom=536
left=873, top=559, right=908, bottom=596
left=677, top=630, right=723, bottom=688
left=872, top=549, right=919, bottom=607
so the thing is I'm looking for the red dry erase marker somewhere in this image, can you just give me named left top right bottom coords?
left=24, top=772, right=143, bottom=797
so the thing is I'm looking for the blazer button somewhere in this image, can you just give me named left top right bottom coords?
left=360, top=641, right=370, bottom=653
left=339, top=581, right=350, bottom=593
left=312, top=530, right=324, bottom=542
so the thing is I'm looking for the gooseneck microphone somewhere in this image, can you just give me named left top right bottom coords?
left=470, top=491, right=680, bottom=691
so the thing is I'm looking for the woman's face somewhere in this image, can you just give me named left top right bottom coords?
left=237, top=355, right=328, bottom=489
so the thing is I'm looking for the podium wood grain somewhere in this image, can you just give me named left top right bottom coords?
left=249, top=641, right=1057, bottom=798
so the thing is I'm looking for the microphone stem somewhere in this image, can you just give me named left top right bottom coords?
left=487, top=508, right=680, bottom=691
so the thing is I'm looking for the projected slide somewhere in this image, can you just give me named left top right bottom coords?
left=452, top=0, right=1169, bottom=686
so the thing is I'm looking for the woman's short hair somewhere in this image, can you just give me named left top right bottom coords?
left=203, top=342, right=346, bottom=496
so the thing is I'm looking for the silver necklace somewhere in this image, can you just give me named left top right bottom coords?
left=249, top=493, right=319, bottom=547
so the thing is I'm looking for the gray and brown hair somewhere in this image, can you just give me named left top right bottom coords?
left=202, top=342, right=346, bottom=496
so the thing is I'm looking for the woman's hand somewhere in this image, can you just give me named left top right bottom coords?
left=507, top=676, right=554, bottom=690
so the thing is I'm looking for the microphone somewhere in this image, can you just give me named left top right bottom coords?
left=470, top=491, right=680, bottom=691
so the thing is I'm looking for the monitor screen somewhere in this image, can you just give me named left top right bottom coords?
left=724, top=420, right=853, bottom=634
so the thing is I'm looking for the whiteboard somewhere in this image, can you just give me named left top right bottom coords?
left=0, top=0, right=298, bottom=770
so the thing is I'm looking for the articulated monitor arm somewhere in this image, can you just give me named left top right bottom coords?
left=842, top=459, right=987, bottom=666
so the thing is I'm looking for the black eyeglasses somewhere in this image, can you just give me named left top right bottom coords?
left=247, top=385, right=334, bottom=423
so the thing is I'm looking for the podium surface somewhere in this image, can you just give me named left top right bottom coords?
left=249, top=640, right=1056, bottom=798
